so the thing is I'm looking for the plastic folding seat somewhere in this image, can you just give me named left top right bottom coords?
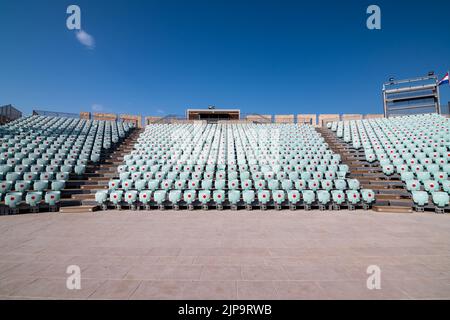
left=74, top=165, right=86, bottom=176
left=6, top=172, right=20, bottom=183
left=400, top=172, right=414, bottom=182
left=346, top=190, right=360, bottom=204
left=254, top=179, right=265, bottom=190
left=55, top=172, right=69, bottom=181
left=33, top=180, right=48, bottom=192
left=23, top=172, right=38, bottom=182
left=139, top=190, right=152, bottom=208
left=252, top=171, right=263, bottom=180
left=188, top=179, right=200, bottom=190
left=347, top=179, right=360, bottom=190
left=161, top=179, right=173, bottom=190
left=203, top=172, right=214, bottom=180
left=169, top=190, right=182, bottom=207
left=179, top=172, right=190, bottom=180
left=148, top=180, right=160, bottom=191
left=321, top=180, right=333, bottom=191
left=198, top=190, right=211, bottom=206
left=382, top=164, right=395, bottom=176
left=0, top=181, right=12, bottom=196
left=332, top=190, right=345, bottom=205
left=288, top=172, right=299, bottom=181
left=26, top=192, right=42, bottom=210
left=412, top=191, right=428, bottom=207
left=416, top=171, right=431, bottom=183
left=108, top=180, right=120, bottom=190
left=191, top=172, right=202, bottom=180
left=423, top=180, right=439, bottom=193
left=433, top=172, right=448, bottom=183
left=432, top=192, right=449, bottom=209
left=228, top=190, right=241, bottom=206
left=153, top=190, right=167, bottom=206
left=425, top=164, right=440, bottom=176
left=294, top=179, right=306, bottom=191
left=143, top=172, right=154, bottom=181
left=240, top=179, right=251, bottom=190
left=95, top=191, right=108, bottom=209
left=308, top=180, right=320, bottom=192
left=199, top=179, right=211, bottom=190
left=228, top=179, right=239, bottom=190
left=15, top=181, right=30, bottom=193
left=51, top=180, right=66, bottom=191
left=302, top=190, right=315, bottom=206
left=288, top=190, right=300, bottom=205
left=240, top=171, right=250, bottom=180
left=361, top=189, right=375, bottom=205
left=132, top=172, right=142, bottom=181
left=281, top=179, right=293, bottom=191
left=300, top=172, right=311, bottom=181
left=174, top=179, right=186, bottom=190
left=124, top=190, right=138, bottom=207
left=268, top=179, right=280, bottom=191
left=45, top=191, right=61, bottom=206
left=317, top=190, right=330, bottom=206
left=5, top=192, right=22, bottom=209
left=257, top=190, right=270, bottom=205
left=121, top=179, right=133, bottom=191
left=406, top=180, right=421, bottom=192
left=442, top=181, right=450, bottom=194
left=134, top=179, right=147, bottom=191
left=273, top=190, right=285, bottom=206
left=183, top=190, right=196, bottom=205
left=213, top=190, right=225, bottom=205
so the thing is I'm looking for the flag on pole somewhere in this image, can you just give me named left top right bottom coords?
left=438, top=72, right=449, bottom=86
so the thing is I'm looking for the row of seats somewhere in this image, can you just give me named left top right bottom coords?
left=96, top=189, right=375, bottom=209
left=0, top=115, right=135, bottom=212
left=329, top=114, right=449, bottom=211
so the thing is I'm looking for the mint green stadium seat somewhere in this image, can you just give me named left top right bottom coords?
left=317, top=190, right=330, bottom=206
left=324, top=171, right=336, bottom=180
left=167, top=172, right=178, bottom=180
left=228, top=179, right=239, bottom=190
left=56, top=172, right=69, bottom=181
left=139, top=190, right=152, bottom=207
left=301, top=172, right=311, bottom=181
left=295, top=180, right=306, bottom=191
left=148, top=179, right=160, bottom=191
left=442, top=180, right=450, bottom=194
left=201, top=179, right=213, bottom=190
left=406, top=180, right=421, bottom=192
left=424, top=180, right=440, bottom=193
left=188, top=179, right=200, bottom=190
left=108, top=180, right=120, bottom=190
left=255, top=179, right=266, bottom=190
left=154, top=190, right=167, bottom=205
left=33, top=180, right=48, bottom=192
left=321, top=180, right=333, bottom=191
left=432, top=192, right=449, bottom=209
left=361, top=189, right=375, bottom=205
left=179, top=172, right=190, bottom=180
left=161, top=179, right=173, bottom=190
left=5, top=192, right=22, bottom=208
left=199, top=190, right=211, bottom=205
left=252, top=171, right=263, bottom=180
left=215, top=179, right=226, bottom=190
left=302, top=190, right=315, bottom=205
left=40, top=172, right=54, bottom=181
left=281, top=179, right=293, bottom=191
left=216, top=171, right=226, bottom=180
left=45, top=191, right=61, bottom=206
left=26, top=192, right=42, bottom=209
left=416, top=171, right=431, bottom=183
left=240, top=171, right=251, bottom=180
left=241, top=179, right=252, bottom=190
left=257, top=190, right=270, bottom=205
left=174, top=179, right=186, bottom=190
left=23, top=172, right=38, bottom=182
left=135, top=179, right=147, bottom=191
left=401, top=172, right=414, bottom=182
left=228, top=190, right=241, bottom=205
left=60, top=165, right=73, bottom=173
left=110, top=190, right=123, bottom=206
left=426, top=164, right=440, bottom=176
left=95, top=191, right=108, bottom=209
left=346, top=190, right=360, bottom=204
left=183, top=190, right=196, bottom=205
left=169, top=190, right=182, bottom=205
left=347, top=179, right=360, bottom=190
left=15, top=181, right=30, bottom=193
left=0, top=181, right=12, bottom=195
left=308, top=180, right=320, bottom=192
left=412, top=191, right=428, bottom=206
left=119, top=172, right=130, bottom=180
left=288, top=190, right=300, bottom=204
left=125, top=191, right=138, bottom=207
left=382, top=165, right=395, bottom=176
left=6, top=172, right=20, bottom=183
left=332, top=190, right=346, bottom=205
left=213, top=190, right=225, bottom=204
left=433, top=172, right=448, bottom=183
left=273, top=190, right=285, bottom=205
left=121, top=179, right=133, bottom=191
left=442, top=164, right=450, bottom=175
left=131, top=172, right=142, bottom=181
left=268, top=179, right=280, bottom=191
left=289, top=172, right=299, bottom=181
left=51, top=180, right=65, bottom=191
left=143, top=172, right=154, bottom=181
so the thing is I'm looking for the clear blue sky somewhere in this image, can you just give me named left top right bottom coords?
left=1, top=0, right=449, bottom=117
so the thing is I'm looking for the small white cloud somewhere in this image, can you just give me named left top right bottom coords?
left=76, top=30, right=95, bottom=49
left=92, top=104, right=104, bottom=112
left=156, top=109, right=165, bottom=114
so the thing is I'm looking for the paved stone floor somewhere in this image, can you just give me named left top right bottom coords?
left=0, top=210, right=449, bottom=300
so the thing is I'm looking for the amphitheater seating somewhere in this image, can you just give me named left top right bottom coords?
left=0, top=115, right=134, bottom=213
left=98, top=123, right=372, bottom=210
left=330, top=113, right=449, bottom=213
